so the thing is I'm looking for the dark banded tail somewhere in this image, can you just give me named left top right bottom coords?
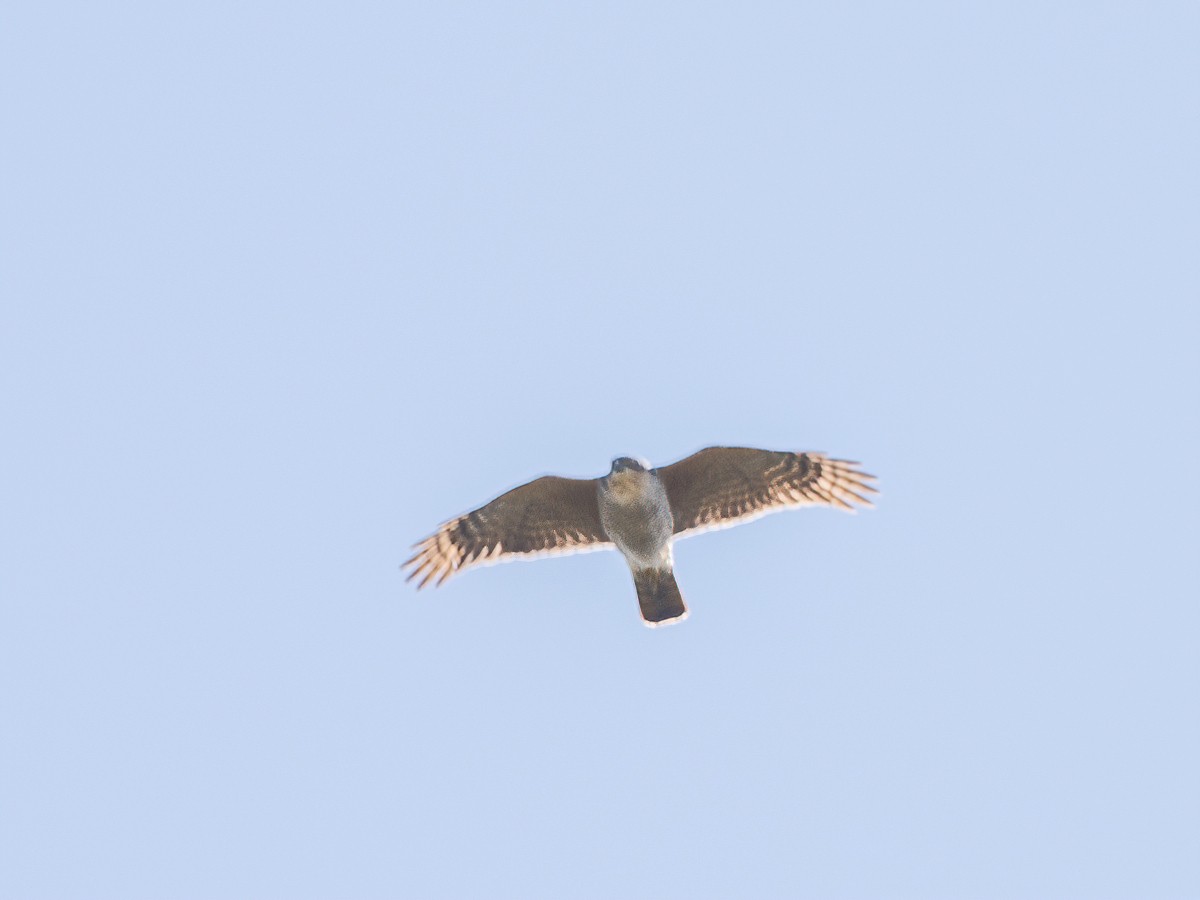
left=633, top=568, right=688, bottom=627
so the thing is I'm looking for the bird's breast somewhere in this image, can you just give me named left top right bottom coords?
left=598, top=475, right=674, bottom=568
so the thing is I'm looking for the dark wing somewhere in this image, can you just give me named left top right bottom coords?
left=656, top=446, right=877, bottom=538
left=404, top=475, right=612, bottom=588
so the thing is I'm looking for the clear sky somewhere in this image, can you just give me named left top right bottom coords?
left=2, top=2, right=1197, bottom=898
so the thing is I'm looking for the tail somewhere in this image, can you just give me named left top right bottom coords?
left=633, top=568, right=688, bottom=627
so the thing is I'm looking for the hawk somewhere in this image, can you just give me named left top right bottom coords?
left=404, top=446, right=877, bottom=627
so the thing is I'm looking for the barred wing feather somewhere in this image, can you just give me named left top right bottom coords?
left=404, top=475, right=612, bottom=588
left=656, top=447, right=877, bottom=538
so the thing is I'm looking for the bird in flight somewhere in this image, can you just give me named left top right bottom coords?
left=405, top=446, right=877, bottom=627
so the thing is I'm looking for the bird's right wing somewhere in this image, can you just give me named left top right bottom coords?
left=404, top=475, right=612, bottom=588
left=656, top=446, right=877, bottom=538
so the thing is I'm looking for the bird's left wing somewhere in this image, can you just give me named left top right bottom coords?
left=405, top=475, right=612, bottom=588
left=656, top=446, right=877, bottom=538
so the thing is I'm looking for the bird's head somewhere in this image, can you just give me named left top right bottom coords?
left=610, top=456, right=649, bottom=475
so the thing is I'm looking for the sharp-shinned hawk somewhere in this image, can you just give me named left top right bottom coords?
left=405, top=446, right=877, bottom=627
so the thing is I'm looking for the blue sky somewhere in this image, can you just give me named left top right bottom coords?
left=2, top=2, right=1197, bottom=898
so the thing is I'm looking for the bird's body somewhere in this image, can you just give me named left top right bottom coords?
left=405, top=446, right=877, bottom=627
left=597, top=459, right=685, bottom=623
left=598, top=459, right=673, bottom=568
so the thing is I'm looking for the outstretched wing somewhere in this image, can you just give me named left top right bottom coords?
left=405, top=475, right=612, bottom=588
left=656, top=447, right=877, bottom=538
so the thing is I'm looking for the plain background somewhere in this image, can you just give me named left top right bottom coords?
left=2, top=2, right=1197, bottom=898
